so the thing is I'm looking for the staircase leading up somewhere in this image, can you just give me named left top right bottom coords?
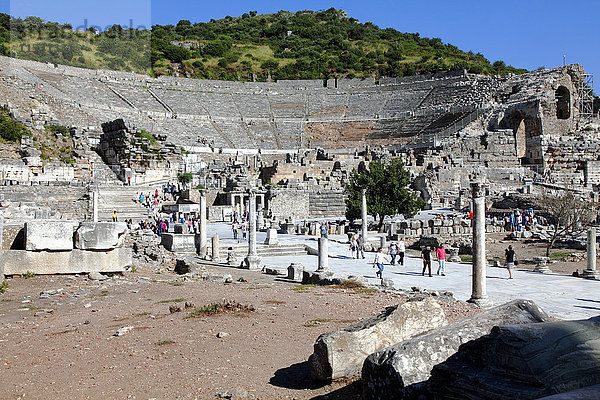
left=97, top=184, right=165, bottom=222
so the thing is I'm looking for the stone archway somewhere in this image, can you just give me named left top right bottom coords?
left=502, top=111, right=526, bottom=159
left=555, top=86, right=570, bottom=120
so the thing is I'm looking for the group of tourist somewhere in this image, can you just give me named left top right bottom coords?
left=419, top=245, right=447, bottom=277
left=492, top=208, right=547, bottom=232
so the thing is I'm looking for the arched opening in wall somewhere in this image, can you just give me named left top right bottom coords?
left=555, top=86, right=570, bottom=119
left=502, top=111, right=526, bottom=160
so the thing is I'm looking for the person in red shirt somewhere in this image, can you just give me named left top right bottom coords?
left=436, top=244, right=447, bottom=276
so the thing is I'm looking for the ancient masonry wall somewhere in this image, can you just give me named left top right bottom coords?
left=0, top=185, right=89, bottom=221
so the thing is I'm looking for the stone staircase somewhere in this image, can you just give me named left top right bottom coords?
left=96, top=184, right=164, bottom=222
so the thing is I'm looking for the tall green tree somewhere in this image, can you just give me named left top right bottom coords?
left=344, top=158, right=425, bottom=228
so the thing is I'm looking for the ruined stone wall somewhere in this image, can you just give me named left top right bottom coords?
left=268, top=189, right=310, bottom=218
left=0, top=185, right=88, bottom=221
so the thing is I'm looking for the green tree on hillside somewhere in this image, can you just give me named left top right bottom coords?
left=344, top=159, right=425, bottom=229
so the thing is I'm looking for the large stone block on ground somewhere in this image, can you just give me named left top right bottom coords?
left=309, top=297, right=446, bottom=382
left=0, top=248, right=132, bottom=275
left=25, top=221, right=75, bottom=251
left=425, top=315, right=600, bottom=399
left=161, top=233, right=197, bottom=253
left=75, top=222, right=127, bottom=250
left=362, top=299, right=549, bottom=400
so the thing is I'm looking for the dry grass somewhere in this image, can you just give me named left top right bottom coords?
left=188, top=301, right=255, bottom=318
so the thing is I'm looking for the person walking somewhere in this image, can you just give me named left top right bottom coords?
left=505, top=245, right=516, bottom=279
left=397, top=237, right=405, bottom=266
left=388, top=242, right=398, bottom=265
left=349, top=236, right=358, bottom=259
left=320, top=221, right=329, bottom=238
left=356, top=234, right=365, bottom=259
left=421, top=245, right=432, bottom=277
left=436, top=244, right=447, bottom=276
left=372, top=248, right=389, bottom=279
left=112, top=210, right=118, bottom=222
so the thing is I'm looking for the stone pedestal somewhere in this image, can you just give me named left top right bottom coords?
left=361, top=189, right=368, bottom=240
left=379, top=236, right=387, bottom=251
left=447, top=247, right=461, bottom=263
left=264, top=228, right=279, bottom=245
left=317, top=237, right=329, bottom=272
left=211, top=235, right=220, bottom=262
left=257, top=211, right=265, bottom=230
left=582, top=227, right=600, bottom=279
left=533, top=256, right=552, bottom=273
left=467, top=182, right=492, bottom=308
left=198, top=191, right=207, bottom=257
left=287, top=263, right=304, bottom=281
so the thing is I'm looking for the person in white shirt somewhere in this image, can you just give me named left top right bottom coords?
left=372, top=248, right=390, bottom=279
left=397, top=238, right=406, bottom=266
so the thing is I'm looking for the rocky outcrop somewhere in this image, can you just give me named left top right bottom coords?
left=425, top=315, right=600, bottom=399
left=362, top=299, right=549, bottom=400
left=309, top=297, right=446, bottom=382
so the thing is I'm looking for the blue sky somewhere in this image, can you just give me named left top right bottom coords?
left=2, top=0, right=598, bottom=92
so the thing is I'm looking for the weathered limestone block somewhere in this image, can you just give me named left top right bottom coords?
left=161, top=233, right=196, bottom=253
left=0, top=248, right=131, bottom=275
left=74, top=222, right=127, bottom=250
left=287, top=263, right=304, bottom=281
left=309, top=297, right=446, bottom=382
left=361, top=299, right=549, bottom=400
left=426, top=315, right=600, bottom=400
left=264, top=228, right=279, bottom=245
left=25, top=221, right=75, bottom=251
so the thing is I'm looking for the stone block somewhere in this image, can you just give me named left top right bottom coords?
left=287, top=263, right=304, bottom=281
left=74, top=222, right=128, bottom=250
left=25, top=221, right=75, bottom=251
left=361, top=299, right=549, bottom=400
left=309, top=297, right=446, bottom=382
left=264, top=228, right=279, bottom=245
left=0, top=248, right=132, bottom=275
left=161, top=233, right=197, bottom=253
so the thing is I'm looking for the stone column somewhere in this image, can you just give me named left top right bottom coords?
left=211, top=235, right=220, bottom=262
left=92, top=190, right=98, bottom=222
left=198, top=190, right=207, bottom=257
left=582, top=227, right=600, bottom=279
left=379, top=236, right=387, bottom=251
left=467, top=182, right=492, bottom=308
left=317, top=237, right=329, bottom=272
left=361, top=188, right=368, bottom=240
left=244, top=190, right=261, bottom=270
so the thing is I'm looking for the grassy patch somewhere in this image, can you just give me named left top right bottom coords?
left=187, top=301, right=255, bottom=318
left=156, top=298, right=186, bottom=304
left=0, top=280, right=8, bottom=294
left=168, top=282, right=184, bottom=286
left=155, top=340, right=175, bottom=346
left=23, top=271, right=36, bottom=279
left=304, top=318, right=332, bottom=327
left=331, top=280, right=378, bottom=294
left=550, top=251, right=573, bottom=259
left=293, top=284, right=316, bottom=293
left=137, top=312, right=152, bottom=317
left=460, top=255, right=473, bottom=263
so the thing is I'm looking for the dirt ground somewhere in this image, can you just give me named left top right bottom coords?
left=485, top=232, right=589, bottom=276
left=0, top=262, right=479, bottom=400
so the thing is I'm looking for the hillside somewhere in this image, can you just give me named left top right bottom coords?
left=0, top=9, right=527, bottom=81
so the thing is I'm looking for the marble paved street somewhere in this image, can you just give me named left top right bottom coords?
left=207, top=223, right=600, bottom=321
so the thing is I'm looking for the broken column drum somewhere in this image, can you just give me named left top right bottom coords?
left=582, top=227, right=600, bottom=279
left=244, top=190, right=261, bottom=270
left=198, top=190, right=207, bottom=256
left=361, top=188, right=368, bottom=240
left=317, top=237, right=329, bottom=272
left=468, top=182, right=491, bottom=308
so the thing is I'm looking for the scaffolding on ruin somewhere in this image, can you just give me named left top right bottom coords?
left=578, top=73, right=594, bottom=120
